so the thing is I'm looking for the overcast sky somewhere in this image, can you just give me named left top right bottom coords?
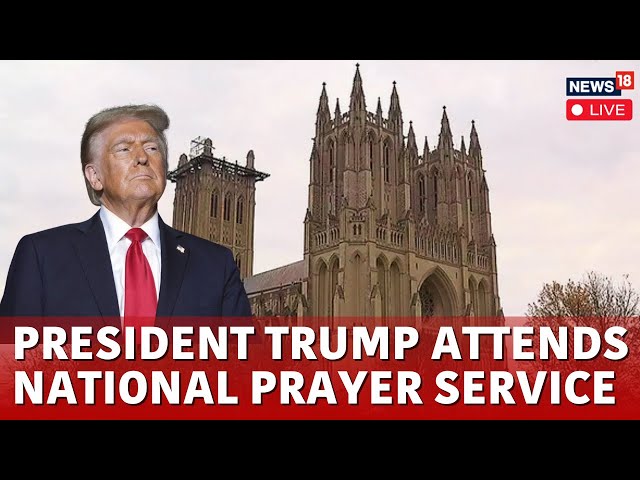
left=0, top=60, right=638, bottom=317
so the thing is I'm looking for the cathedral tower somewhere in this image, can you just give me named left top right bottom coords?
left=168, top=137, right=269, bottom=279
left=302, top=64, right=502, bottom=327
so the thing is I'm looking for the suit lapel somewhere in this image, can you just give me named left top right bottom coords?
left=156, top=217, right=189, bottom=321
left=72, top=212, right=120, bottom=326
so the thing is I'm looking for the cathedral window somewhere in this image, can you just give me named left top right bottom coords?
left=182, top=194, right=187, bottom=227
left=383, top=143, right=390, bottom=183
left=224, top=193, right=232, bottom=222
left=210, top=191, right=218, bottom=218
left=418, top=175, right=426, bottom=213
left=185, top=194, right=192, bottom=229
left=329, top=145, right=334, bottom=183
left=236, top=197, right=244, bottom=224
left=369, top=135, right=375, bottom=174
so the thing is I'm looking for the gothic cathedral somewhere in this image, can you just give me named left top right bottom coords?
left=169, top=64, right=503, bottom=327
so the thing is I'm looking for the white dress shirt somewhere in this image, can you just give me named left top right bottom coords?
left=99, top=206, right=162, bottom=319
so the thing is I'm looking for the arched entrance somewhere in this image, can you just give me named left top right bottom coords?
left=418, top=268, right=457, bottom=319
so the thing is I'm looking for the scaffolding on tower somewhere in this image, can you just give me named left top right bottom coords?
left=167, top=136, right=270, bottom=183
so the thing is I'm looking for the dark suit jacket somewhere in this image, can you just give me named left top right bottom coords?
left=0, top=211, right=253, bottom=329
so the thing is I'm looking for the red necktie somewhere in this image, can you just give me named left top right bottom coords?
left=124, top=228, right=157, bottom=333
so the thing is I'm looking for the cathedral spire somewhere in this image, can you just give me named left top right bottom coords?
left=335, top=98, right=342, bottom=125
left=316, top=82, right=331, bottom=128
left=469, top=120, right=482, bottom=159
left=389, top=81, right=401, bottom=116
left=388, top=81, right=403, bottom=132
left=437, top=106, right=453, bottom=150
left=349, top=63, right=366, bottom=113
left=460, top=135, right=466, bottom=156
left=407, top=121, right=417, bottom=151
left=423, top=136, right=430, bottom=163
left=376, top=97, right=383, bottom=122
left=407, top=121, right=418, bottom=165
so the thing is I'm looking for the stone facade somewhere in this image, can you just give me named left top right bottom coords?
left=173, top=65, right=503, bottom=328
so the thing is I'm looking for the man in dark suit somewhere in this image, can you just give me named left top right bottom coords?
left=0, top=104, right=253, bottom=330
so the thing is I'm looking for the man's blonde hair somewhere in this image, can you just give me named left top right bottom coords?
left=80, top=104, right=170, bottom=206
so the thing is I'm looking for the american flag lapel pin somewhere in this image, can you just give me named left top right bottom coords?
left=177, top=245, right=185, bottom=254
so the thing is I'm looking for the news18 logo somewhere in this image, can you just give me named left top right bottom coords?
left=566, top=71, right=634, bottom=121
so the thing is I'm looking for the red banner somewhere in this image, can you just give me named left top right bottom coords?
left=1, top=316, right=638, bottom=420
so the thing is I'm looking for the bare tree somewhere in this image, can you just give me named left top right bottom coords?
left=527, top=271, right=639, bottom=333
left=525, top=271, right=640, bottom=398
